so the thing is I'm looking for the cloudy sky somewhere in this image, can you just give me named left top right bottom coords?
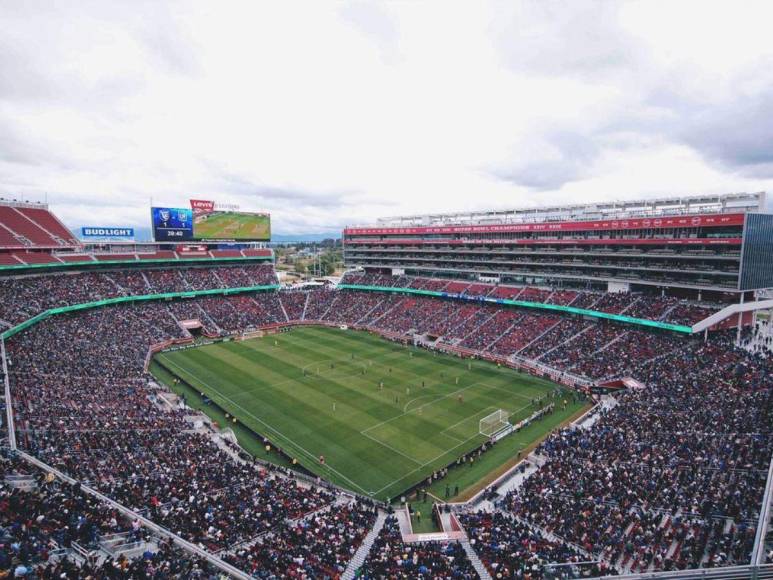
left=1, top=1, right=773, bottom=235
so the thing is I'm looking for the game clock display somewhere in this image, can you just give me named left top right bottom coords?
left=151, top=207, right=194, bottom=241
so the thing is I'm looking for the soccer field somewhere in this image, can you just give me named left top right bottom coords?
left=153, top=326, right=576, bottom=500
left=193, top=212, right=270, bottom=240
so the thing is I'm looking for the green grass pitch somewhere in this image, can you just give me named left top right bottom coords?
left=193, top=212, right=270, bottom=240
left=153, top=326, right=577, bottom=501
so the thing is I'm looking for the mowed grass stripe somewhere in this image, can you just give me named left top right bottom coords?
left=157, top=352, right=407, bottom=492
left=157, top=327, right=565, bottom=499
left=160, top=342, right=421, bottom=487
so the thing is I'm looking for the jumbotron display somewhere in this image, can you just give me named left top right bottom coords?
left=193, top=210, right=270, bottom=241
left=151, top=200, right=271, bottom=241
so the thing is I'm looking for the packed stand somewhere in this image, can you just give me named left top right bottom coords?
left=224, top=501, right=377, bottom=578
left=504, top=332, right=773, bottom=573
left=0, top=450, right=223, bottom=578
left=357, top=515, right=477, bottom=579
left=460, top=511, right=615, bottom=579
left=0, top=263, right=277, bottom=326
left=7, top=301, right=337, bottom=561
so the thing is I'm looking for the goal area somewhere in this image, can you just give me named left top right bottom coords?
left=479, top=409, right=511, bottom=438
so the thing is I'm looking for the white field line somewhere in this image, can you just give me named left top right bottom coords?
left=439, top=405, right=499, bottom=437
left=402, top=394, right=438, bottom=413
left=359, top=430, right=424, bottom=466
left=193, top=343, right=417, bottom=401
left=159, top=332, right=557, bottom=498
left=158, top=355, right=375, bottom=496
left=371, top=431, right=484, bottom=496
left=361, top=383, right=534, bottom=464
left=369, top=402, right=537, bottom=497
left=438, top=400, right=531, bottom=441
left=361, top=382, right=486, bottom=435
left=362, top=380, right=531, bottom=436
left=479, top=382, right=536, bottom=402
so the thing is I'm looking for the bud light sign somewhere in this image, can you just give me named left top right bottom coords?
left=80, top=227, right=135, bottom=241
left=151, top=207, right=193, bottom=241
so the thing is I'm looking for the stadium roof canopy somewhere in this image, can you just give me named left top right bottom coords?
left=366, top=192, right=766, bottom=228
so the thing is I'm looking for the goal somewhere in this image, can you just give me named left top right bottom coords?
left=479, top=409, right=511, bottom=438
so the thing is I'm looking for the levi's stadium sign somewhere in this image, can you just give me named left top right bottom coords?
left=190, top=199, right=215, bottom=215
left=80, top=227, right=135, bottom=240
left=190, top=199, right=241, bottom=214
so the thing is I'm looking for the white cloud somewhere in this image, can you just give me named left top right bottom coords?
left=1, top=0, right=772, bottom=234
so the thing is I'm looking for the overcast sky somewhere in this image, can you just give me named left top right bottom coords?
left=1, top=1, right=773, bottom=234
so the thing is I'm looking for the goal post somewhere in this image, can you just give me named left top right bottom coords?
left=479, top=409, right=511, bottom=438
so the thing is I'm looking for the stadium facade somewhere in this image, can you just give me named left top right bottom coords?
left=343, top=192, right=773, bottom=297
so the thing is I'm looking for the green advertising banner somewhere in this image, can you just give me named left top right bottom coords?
left=337, top=284, right=693, bottom=334
left=1, top=285, right=279, bottom=340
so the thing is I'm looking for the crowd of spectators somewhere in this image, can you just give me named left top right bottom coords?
left=0, top=450, right=221, bottom=579
left=338, top=272, right=722, bottom=326
left=503, top=332, right=773, bottom=573
left=1, top=267, right=771, bottom=577
left=460, top=511, right=616, bottom=579
left=224, top=501, right=377, bottom=578
left=357, top=516, right=477, bottom=579
left=0, top=264, right=277, bottom=327
left=6, top=300, right=337, bottom=568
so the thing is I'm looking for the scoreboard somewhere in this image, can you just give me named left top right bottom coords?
left=151, top=207, right=193, bottom=241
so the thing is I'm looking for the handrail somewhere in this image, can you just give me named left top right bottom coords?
left=1, top=337, right=15, bottom=450
left=337, top=284, right=694, bottom=334
left=17, top=451, right=253, bottom=579
left=691, top=299, right=773, bottom=334
left=752, top=452, right=773, bottom=565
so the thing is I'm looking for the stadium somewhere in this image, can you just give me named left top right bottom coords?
left=1, top=191, right=772, bottom=580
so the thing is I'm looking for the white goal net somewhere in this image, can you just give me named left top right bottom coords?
left=479, top=409, right=511, bottom=437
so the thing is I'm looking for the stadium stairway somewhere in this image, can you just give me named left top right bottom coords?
left=533, top=323, right=592, bottom=362
left=353, top=296, right=388, bottom=326
left=513, top=318, right=563, bottom=355
left=510, top=512, right=616, bottom=571
left=341, top=510, right=387, bottom=580
left=461, top=538, right=493, bottom=580
left=482, top=316, right=524, bottom=353
left=300, top=292, right=310, bottom=320
left=278, top=295, right=290, bottom=321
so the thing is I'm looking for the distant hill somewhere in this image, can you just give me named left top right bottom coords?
left=270, top=233, right=341, bottom=243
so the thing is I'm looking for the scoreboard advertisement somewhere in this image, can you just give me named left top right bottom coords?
left=151, top=202, right=271, bottom=242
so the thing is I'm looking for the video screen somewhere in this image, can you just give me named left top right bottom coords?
left=193, top=211, right=271, bottom=241
left=151, top=207, right=194, bottom=241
